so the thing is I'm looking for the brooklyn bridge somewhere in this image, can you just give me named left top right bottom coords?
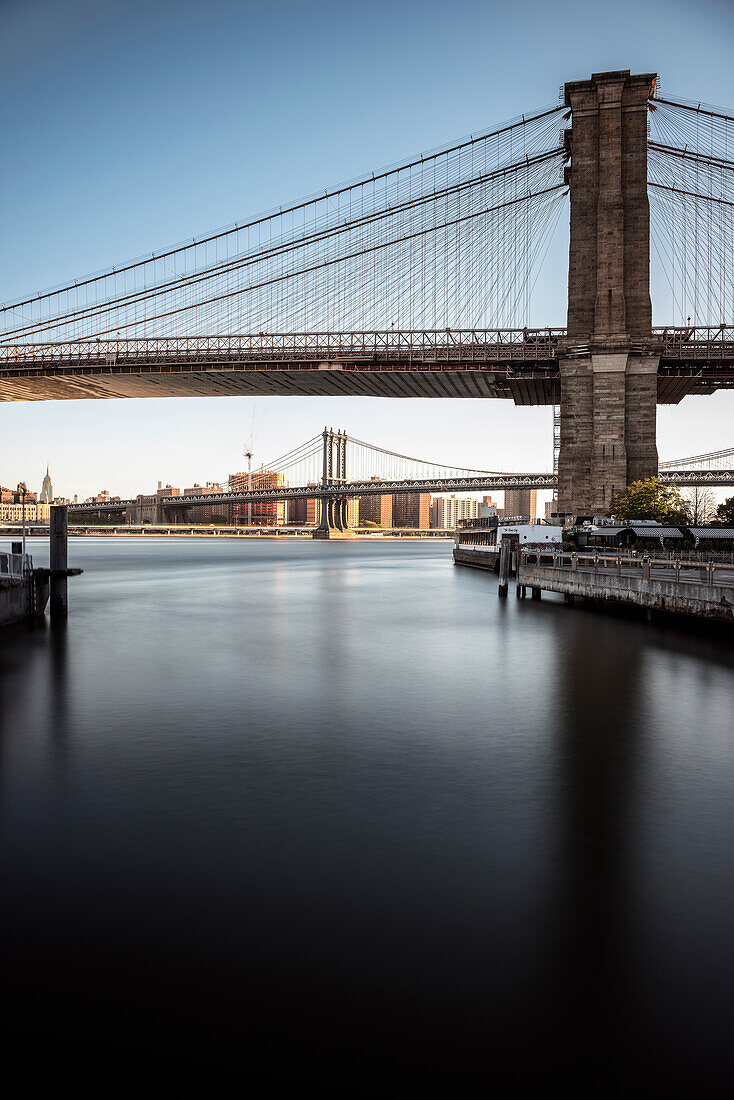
left=3, top=69, right=734, bottom=517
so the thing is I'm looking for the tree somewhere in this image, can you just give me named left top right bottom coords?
left=683, top=487, right=716, bottom=525
left=609, top=477, right=690, bottom=523
left=713, top=496, right=734, bottom=526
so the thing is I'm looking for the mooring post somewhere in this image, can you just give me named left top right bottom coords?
left=50, top=504, right=69, bottom=620
left=498, top=539, right=509, bottom=597
left=498, top=534, right=515, bottom=597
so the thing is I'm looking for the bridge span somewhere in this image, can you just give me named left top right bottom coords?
left=66, top=468, right=734, bottom=519
left=4, top=70, right=734, bottom=514
left=2, top=328, right=733, bottom=405
left=67, top=429, right=734, bottom=531
left=68, top=431, right=734, bottom=530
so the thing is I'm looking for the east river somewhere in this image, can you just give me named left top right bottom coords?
left=1, top=537, right=733, bottom=1089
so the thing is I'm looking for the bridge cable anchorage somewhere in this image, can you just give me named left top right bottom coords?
left=648, top=92, right=734, bottom=327
left=1, top=105, right=568, bottom=345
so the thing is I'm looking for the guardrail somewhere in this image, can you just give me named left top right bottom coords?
left=0, top=551, right=32, bottom=579
left=0, top=329, right=566, bottom=368
left=520, top=550, right=733, bottom=588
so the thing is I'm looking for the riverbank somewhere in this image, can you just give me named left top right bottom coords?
left=1, top=524, right=454, bottom=540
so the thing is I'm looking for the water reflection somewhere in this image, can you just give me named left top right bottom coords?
left=550, top=613, right=643, bottom=1083
left=48, top=619, right=71, bottom=781
left=0, top=539, right=731, bottom=1087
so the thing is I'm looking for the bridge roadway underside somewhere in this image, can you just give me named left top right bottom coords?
left=1, top=351, right=733, bottom=405
left=0, top=355, right=555, bottom=403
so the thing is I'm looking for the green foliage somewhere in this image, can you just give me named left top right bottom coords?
left=609, top=477, right=690, bottom=524
left=72, top=512, right=117, bottom=525
left=713, top=496, right=734, bottom=526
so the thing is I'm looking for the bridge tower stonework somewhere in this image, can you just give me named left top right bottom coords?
left=314, top=428, right=354, bottom=538
left=558, top=70, right=659, bottom=517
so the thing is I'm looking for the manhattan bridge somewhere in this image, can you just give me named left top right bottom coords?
left=3, top=69, right=734, bottom=525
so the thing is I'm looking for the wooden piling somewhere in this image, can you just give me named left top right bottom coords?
left=50, top=505, right=68, bottom=620
left=498, top=534, right=517, bottom=597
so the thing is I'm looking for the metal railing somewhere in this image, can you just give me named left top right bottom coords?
left=0, top=329, right=566, bottom=369
left=2, top=328, right=734, bottom=371
left=656, top=326, right=734, bottom=360
left=519, top=550, right=733, bottom=588
left=0, top=551, right=32, bottom=579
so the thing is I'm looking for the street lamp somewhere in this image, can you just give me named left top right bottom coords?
left=18, top=481, right=27, bottom=566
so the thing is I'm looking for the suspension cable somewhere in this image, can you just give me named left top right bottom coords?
left=1, top=105, right=566, bottom=315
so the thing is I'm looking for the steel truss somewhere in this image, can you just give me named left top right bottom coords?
left=67, top=467, right=734, bottom=515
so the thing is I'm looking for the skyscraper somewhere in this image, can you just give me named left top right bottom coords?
left=392, top=492, right=430, bottom=529
left=430, top=495, right=480, bottom=528
left=503, top=489, right=538, bottom=520
left=40, top=465, right=53, bottom=504
left=228, top=469, right=286, bottom=525
left=358, top=478, right=393, bottom=527
left=289, top=484, right=320, bottom=525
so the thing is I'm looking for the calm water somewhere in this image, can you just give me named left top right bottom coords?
left=1, top=537, right=733, bottom=1089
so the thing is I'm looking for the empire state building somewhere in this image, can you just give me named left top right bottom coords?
left=40, top=465, right=53, bottom=504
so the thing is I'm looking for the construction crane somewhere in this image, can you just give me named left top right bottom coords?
left=243, top=404, right=256, bottom=526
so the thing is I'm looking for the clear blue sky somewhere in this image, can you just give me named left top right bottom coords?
left=2, top=0, right=733, bottom=501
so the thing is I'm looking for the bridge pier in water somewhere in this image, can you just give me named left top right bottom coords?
left=558, top=70, right=660, bottom=517
left=313, top=427, right=355, bottom=539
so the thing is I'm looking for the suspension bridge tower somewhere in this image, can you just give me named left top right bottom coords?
left=558, top=70, right=659, bottom=517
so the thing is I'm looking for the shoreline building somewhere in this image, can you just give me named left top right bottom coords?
left=0, top=500, right=50, bottom=523
left=504, top=488, right=538, bottom=521
left=0, top=484, right=47, bottom=522
left=289, top=483, right=320, bottom=525
left=183, top=483, right=228, bottom=524
left=346, top=497, right=359, bottom=528
left=358, top=478, right=393, bottom=528
left=393, top=491, right=430, bottom=529
left=228, top=469, right=286, bottom=526
left=431, top=495, right=480, bottom=529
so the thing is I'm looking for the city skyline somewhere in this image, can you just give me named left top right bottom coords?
left=4, top=442, right=732, bottom=519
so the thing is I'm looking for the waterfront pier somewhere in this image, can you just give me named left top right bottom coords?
left=517, top=550, right=734, bottom=623
left=0, top=505, right=81, bottom=628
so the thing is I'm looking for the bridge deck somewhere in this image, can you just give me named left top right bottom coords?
left=66, top=466, right=734, bottom=515
left=1, top=329, right=733, bottom=404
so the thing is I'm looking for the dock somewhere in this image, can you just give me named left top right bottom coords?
left=0, top=506, right=81, bottom=629
left=516, top=550, right=734, bottom=624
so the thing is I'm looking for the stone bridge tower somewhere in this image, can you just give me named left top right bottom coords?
left=558, top=70, right=659, bottom=517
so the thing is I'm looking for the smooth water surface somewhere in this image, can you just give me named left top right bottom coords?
left=1, top=537, right=733, bottom=1088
